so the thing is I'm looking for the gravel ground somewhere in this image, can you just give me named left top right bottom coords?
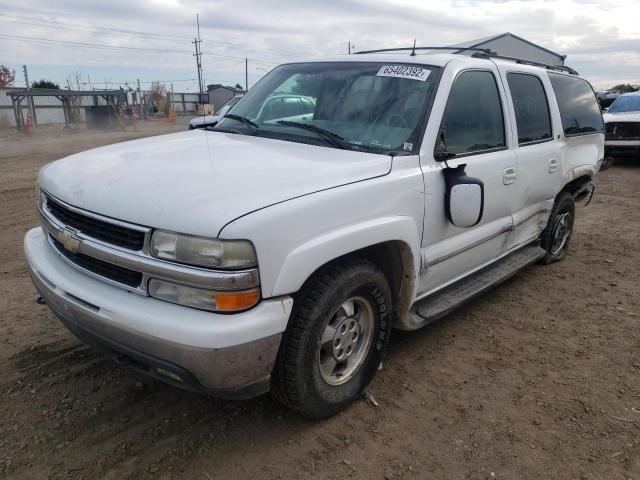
left=1, top=122, right=639, bottom=480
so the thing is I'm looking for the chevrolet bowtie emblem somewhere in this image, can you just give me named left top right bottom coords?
left=59, top=228, right=81, bottom=253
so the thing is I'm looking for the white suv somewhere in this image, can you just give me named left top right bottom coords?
left=25, top=49, right=605, bottom=418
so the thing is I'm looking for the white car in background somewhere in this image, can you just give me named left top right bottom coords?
left=603, top=91, right=640, bottom=158
left=188, top=95, right=243, bottom=129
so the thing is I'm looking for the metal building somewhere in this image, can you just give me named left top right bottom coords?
left=207, top=84, right=245, bottom=110
left=449, top=32, right=566, bottom=66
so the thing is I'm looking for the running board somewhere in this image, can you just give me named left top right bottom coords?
left=405, top=244, right=546, bottom=330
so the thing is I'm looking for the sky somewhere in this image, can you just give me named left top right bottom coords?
left=1, top=0, right=639, bottom=92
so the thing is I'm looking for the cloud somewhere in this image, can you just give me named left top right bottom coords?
left=0, top=0, right=638, bottom=90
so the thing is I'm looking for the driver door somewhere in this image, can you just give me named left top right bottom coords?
left=418, top=67, right=519, bottom=295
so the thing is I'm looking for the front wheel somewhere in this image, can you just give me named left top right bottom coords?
left=540, top=191, right=575, bottom=264
left=271, top=258, right=392, bottom=419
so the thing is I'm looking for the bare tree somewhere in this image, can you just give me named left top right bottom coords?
left=150, top=81, right=167, bottom=107
left=0, top=65, right=16, bottom=87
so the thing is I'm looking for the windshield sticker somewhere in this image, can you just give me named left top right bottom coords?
left=377, top=65, right=430, bottom=81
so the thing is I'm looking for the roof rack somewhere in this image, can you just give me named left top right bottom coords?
left=471, top=51, right=578, bottom=75
left=354, top=46, right=496, bottom=56
left=353, top=44, right=578, bottom=76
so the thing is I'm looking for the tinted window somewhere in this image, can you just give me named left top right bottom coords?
left=218, top=63, right=439, bottom=154
left=507, top=73, right=552, bottom=144
left=549, top=73, right=604, bottom=136
left=441, top=70, right=506, bottom=155
left=607, top=95, right=640, bottom=113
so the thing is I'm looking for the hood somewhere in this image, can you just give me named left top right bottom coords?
left=40, top=130, right=391, bottom=237
left=603, top=111, right=640, bottom=123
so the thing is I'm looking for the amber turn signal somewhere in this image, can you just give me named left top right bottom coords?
left=214, top=289, right=261, bottom=312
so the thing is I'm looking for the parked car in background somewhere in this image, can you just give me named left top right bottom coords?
left=596, top=90, right=620, bottom=110
left=603, top=92, right=640, bottom=158
left=188, top=95, right=243, bottom=129
left=26, top=51, right=604, bottom=419
left=253, top=94, right=316, bottom=122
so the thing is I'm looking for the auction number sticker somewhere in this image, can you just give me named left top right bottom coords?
left=377, top=65, right=430, bottom=81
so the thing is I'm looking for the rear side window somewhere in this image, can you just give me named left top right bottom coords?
left=440, top=70, right=506, bottom=155
left=548, top=73, right=604, bottom=136
left=507, top=73, right=552, bottom=144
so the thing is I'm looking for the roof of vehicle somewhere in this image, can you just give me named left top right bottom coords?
left=282, top=52, right=580, bottom=77
left=618, top=91, right=640, bottom=97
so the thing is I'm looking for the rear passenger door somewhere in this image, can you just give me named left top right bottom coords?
left=498, top=68, right=563, bottom=248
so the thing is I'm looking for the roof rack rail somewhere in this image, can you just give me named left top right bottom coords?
left=353, top=46, right=496, bottom=56
left=353, top=44, right=578, bottom=76
left=472, top=51, right=578, bottom=75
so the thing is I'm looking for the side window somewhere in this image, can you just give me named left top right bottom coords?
left=548, top=73, right=604, bottom=136
left=300, top=98, right=315, bottom=115
left=507, top=73, right=552, bottom=145
left=441, top=70, right=506, bottom=155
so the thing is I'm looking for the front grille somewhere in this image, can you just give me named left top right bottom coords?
left=51, top=236, right=143, bottom=288
left=46, top=197, right=146, bottom=250
left=606, top=122, right=640, bottom=140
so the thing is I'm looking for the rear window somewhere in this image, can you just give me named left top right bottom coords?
left=548, top=73, right=604, bottom=137
left=507, top=73, right=552, bottom=145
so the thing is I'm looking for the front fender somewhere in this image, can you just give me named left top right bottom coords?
left=272, top=216, right=421, bottom=297
left=218, top=160, right=426, bottom=300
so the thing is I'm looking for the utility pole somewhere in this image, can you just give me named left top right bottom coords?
left=245, top=58, right=248, bottom=91
left=22, top=65, right=35, bottom=122
left=136, top=78, right=142, bottom=118
left=348, top=42, right=351, bottom=55
left=193, top=14, right=204, bottom=94
left=87, top=74, right=92, bottom=90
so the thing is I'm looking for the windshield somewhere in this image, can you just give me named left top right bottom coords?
left=220, top=96, right=241, bottom=110
left=608, top=95, right=640, bottom=113
left=216, top=62, right=440, bottom=154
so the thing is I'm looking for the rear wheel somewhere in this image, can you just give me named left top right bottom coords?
left=540, top=191, right=575, bottom=264
left=271, top=258, right=392, bottom=419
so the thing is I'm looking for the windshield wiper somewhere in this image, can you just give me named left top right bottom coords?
left=276, top=120, right=349, bottom=150
left=225, top=114, right=260, bottom=130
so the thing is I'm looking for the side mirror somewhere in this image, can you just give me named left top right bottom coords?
left=443, top=164, right=484, bottom=228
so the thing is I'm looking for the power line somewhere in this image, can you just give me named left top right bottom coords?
left=201, top=39, right=303, bottom=57
left=0, top=13, right=191, bottom=41
left=0, top=33, right=283, bottom=66
left=0, top=34, right=192, bottom=53
left=201, top=51, right=279, bottom=66
left=0, top=12, right=305, bottom=57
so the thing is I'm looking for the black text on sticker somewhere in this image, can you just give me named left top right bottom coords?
left=377, top=65, right=430, bottom=81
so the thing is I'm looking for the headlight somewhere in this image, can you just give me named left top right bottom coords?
left=148, top=279, right=260, bottom=312
left=150, top=230, right=257, bottom=269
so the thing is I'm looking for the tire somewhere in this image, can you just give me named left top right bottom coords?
left=271, top=258, right=392, bottom=419
left=540, top=191, right=575, bottom=264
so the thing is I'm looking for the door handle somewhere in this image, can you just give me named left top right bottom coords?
left=503, top=167, right=517, bottom=185
left=548, top=158, right=559, bottom=173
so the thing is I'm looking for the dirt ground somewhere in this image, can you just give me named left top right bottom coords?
left=1, top=120, right=639, bottom=480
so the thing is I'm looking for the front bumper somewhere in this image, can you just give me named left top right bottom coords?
left=605, top=139, right=640, bottom=155
left=25, top=227, right=293, bottom=399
